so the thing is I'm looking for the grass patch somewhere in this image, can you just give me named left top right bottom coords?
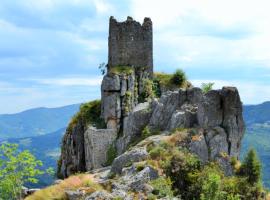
left=109, top=66, right=134, bottom=75
left=25, top=174, right=102, bottom=200
left=153, top=69, right=190, bottom=96
left=106, top=143, right=117, bottom=166
left=67, top=100, right=106, bottom=132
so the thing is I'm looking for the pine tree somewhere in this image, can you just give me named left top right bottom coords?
left=240, top=148, right=262, bottom=184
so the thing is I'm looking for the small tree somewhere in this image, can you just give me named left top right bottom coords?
left=201, top=82, right=214, bottom=93
left=240, top=148, right=261, bottom=185
left=171, top=69, right=187, bottom=86
left=0, top=143, right=49, bottom=200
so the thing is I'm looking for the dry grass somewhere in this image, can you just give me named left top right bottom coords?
left=266, top=193, right=270, bottom=200
left=166, top=129, right=188, bottom=145
left=25, top=174, right=102, bottom=200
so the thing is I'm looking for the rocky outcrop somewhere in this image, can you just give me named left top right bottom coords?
left=58, top=118, right=86, bottom=178
left=116, top=102, right=152, bottom=154
left=111, top=147, right=149, bottom=174
left=59, top=86, right=245, bottom=178
left=101, top=72, right=136, bottom=130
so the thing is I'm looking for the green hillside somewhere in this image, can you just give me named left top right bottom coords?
left=242, top=103, right=270, bottom=188
left=0, top=104, right=80, bottom=139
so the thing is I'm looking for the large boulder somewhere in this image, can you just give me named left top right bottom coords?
left=116, top=102, right=152, bottom=154
left=111, top=147, right=149, bottom=174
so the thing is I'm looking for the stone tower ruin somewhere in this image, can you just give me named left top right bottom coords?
left=108, top=16, right=153, bottom=75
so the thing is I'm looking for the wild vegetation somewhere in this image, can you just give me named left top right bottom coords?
left=143, top=131, right=266, bottom=200
left=201, top=82, right=215, bottom=93
left=153, top=69, right=189, bottom=96
left=0, top=143, right=53, bottom=200
left=25, top=174, right=102, bottom=200
left=67, top=100, right=106, bottom=131
left=109, top=65, right=134, bottom=75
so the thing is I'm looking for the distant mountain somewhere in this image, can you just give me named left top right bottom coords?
left=1, top=102, right=270, bottom=188
left=242, top=102, right=270, bottom=188
left=2, top=128, right=65, bottom=187
left=243, top=101, right=270, bottom=125
left=0, top=104, right=80, bottom=139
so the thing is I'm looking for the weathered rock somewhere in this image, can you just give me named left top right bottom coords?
left=168, top=104, right=198, bottom=130
left=59, top=118, right=86, bottom=178
left=85, top=191, right=114, bottom=200
left=101, top=72, right=136, bottom=130
left=198, top=90, right=223, bottom=128
left=189, top=131, right=209, bottom=163
left=205, top=127, right=228, bottom=160
left=221, top=87, right=245, bottom=159
left=65, top=190, right=85, bottom=200
left=125, top=166, right=158, bottom=191
left=111, top=147, right=149, bottom=174
left=84, top=127, right=117, bottom=170
left=149, top=91, right=180, bottom=130
left=116, top=102, right=152, bottom=154
left=216, top=155, right=233, bottom=176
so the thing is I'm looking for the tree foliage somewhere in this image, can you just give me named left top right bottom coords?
left=201, top=82, right=214, bottom=93
left=0, top=143, right=47, bottom=200
left=240, top=148, right=262, bottom=184
left=171, top=69, right=187, bottom=86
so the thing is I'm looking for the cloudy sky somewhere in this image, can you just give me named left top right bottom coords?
left=1, top=0, right=270, bottom=113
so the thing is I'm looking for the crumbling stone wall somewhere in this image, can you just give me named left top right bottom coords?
left=84, top=127, right=117, bottom=170
left=108, top=16, right=153, bottom=75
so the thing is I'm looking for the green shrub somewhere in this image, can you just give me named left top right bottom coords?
left=239, top=148, right=262, bottom=185
left=139, top=79, right=155, bottom=103
left=201, top=82, right=214, bottom=93
left=153, top=69, right=187, bottom=95
left=142, top=126, right=152, bottom=138
left=150, top=177, right=174, bottom=198
left=124, top=91, right=132, bottom=113
left=199, top=165, right=223, bottom=200
left=106, top=144, right=117, bottom=166
left=147, top=194, right=157, bottom=200
left=164, top=149, right=201, bottom=199
left=171, top=69, right=187, bottom=86
left=68, top=100, right=106, bottom=131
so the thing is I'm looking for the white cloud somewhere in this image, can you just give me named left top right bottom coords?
left=191, top=79, right=270, bottom=105
left=131, top=0, right=270, bottom=68
left=30, top=76, right=103, bottom=86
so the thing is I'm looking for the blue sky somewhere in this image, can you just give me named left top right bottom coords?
left=1, top=0, right=270, bottom=114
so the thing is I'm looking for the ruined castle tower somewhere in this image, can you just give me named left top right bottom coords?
left=101, top=16, right=154, bottom=131
left=108, top=16, right=153, bottom=75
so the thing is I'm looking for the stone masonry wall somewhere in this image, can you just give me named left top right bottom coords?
left=108, top=16, right=153, bottom=75
left=84, top=127, right=117, bottom=170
